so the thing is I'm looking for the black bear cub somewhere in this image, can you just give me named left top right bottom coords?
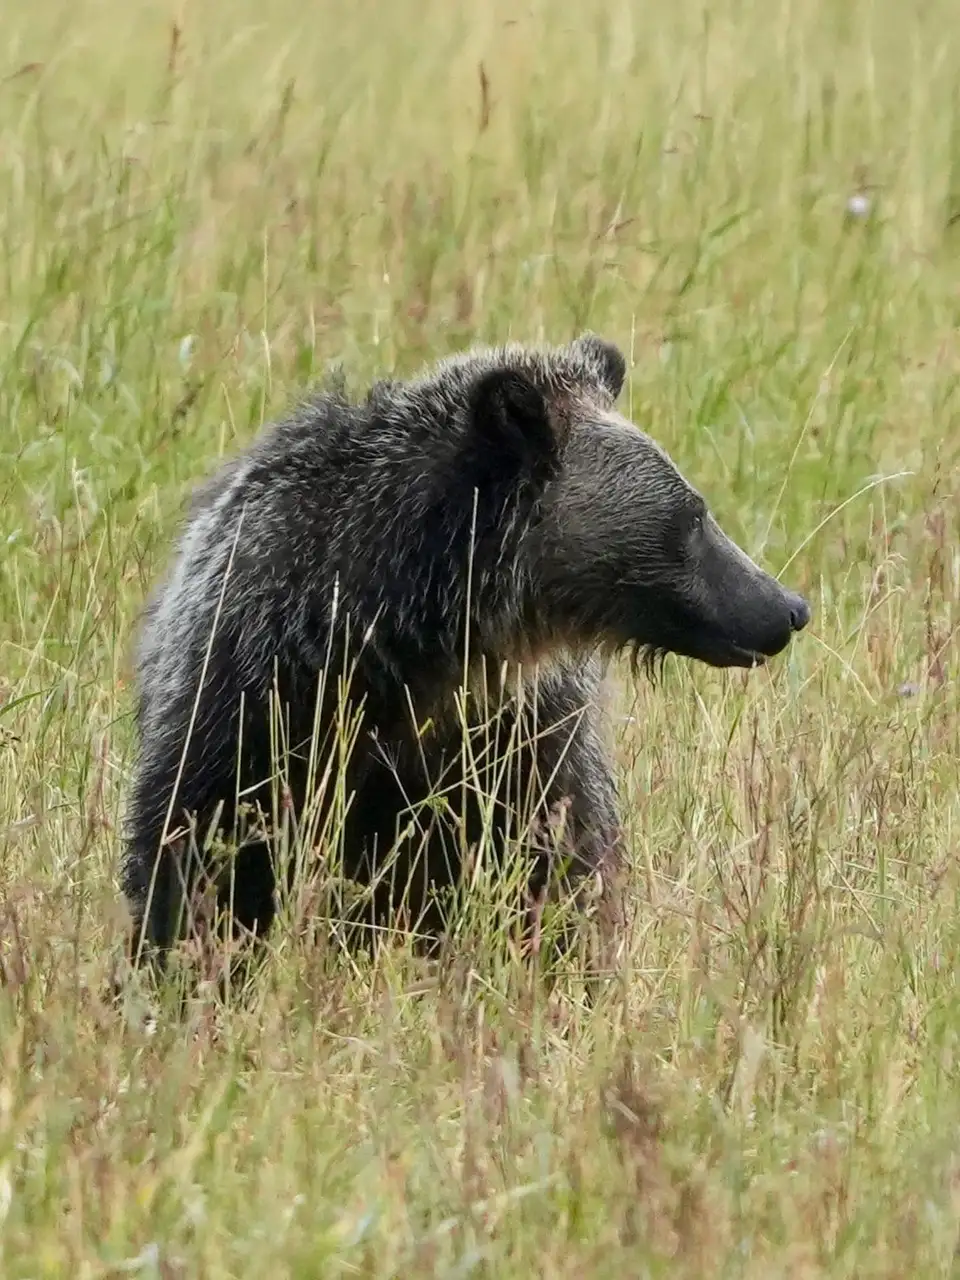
left=123, top=332, right=810, bottom=970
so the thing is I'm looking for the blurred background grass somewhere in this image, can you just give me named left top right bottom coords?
left=1, top=0, right=960, bottom=1274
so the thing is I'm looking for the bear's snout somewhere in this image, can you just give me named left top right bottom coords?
left=682, top=518, right=813, bottom=669
left=787, top=592, right=811, bottom=634
left=736, top=581, right=811, bottom=663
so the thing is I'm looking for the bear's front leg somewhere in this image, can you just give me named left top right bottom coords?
left=519, top=657, right=628, bottom=977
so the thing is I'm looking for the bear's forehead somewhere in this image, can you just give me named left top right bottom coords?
left=425, top=340, right=614, bottom=400
left=568, top=406, right=699, bottom=483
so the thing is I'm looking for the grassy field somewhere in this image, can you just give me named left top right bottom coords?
left=2, top=0, right=960, bottom=1273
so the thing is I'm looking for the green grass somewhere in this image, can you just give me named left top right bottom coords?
left=2, top=0, right=960, bottom=1273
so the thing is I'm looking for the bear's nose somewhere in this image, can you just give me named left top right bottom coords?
left=788, top=594, right=811, bottom=632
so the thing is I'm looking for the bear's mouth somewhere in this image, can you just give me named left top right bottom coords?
left=668, top=623, right=775, bottom=671
left=625, top=604, right=791, bottom=673
left=690, top=637, right=769, bottom=670
left=710, top=643, right=768, bottom=669
left=676, top=612, right=796, bottom=670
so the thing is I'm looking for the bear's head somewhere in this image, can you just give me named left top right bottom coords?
left=464, top=332, right=810, bottom=671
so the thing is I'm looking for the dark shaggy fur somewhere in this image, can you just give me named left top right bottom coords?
left=122, top=332, right=809, bottom=972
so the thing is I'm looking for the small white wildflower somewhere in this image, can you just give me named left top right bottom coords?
left=0, top=1164, right=12, bottom=1224
left=114, top=1241, right=159, bottom=1272
left=178, top=334, right=196, bottom=369
left=846, top=192, right=871, bottom=218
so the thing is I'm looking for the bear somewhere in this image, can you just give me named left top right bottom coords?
left=121, top=332, right=810, bottom=977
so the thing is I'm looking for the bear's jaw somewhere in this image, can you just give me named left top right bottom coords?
left=665, top=625, right=777, bottom=671
left=701, top=643, right=768, bottom=670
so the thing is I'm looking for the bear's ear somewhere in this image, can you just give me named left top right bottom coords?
left=571, top=332, right=627, bottom=401
left=467, top=367, right=558, bottom=473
